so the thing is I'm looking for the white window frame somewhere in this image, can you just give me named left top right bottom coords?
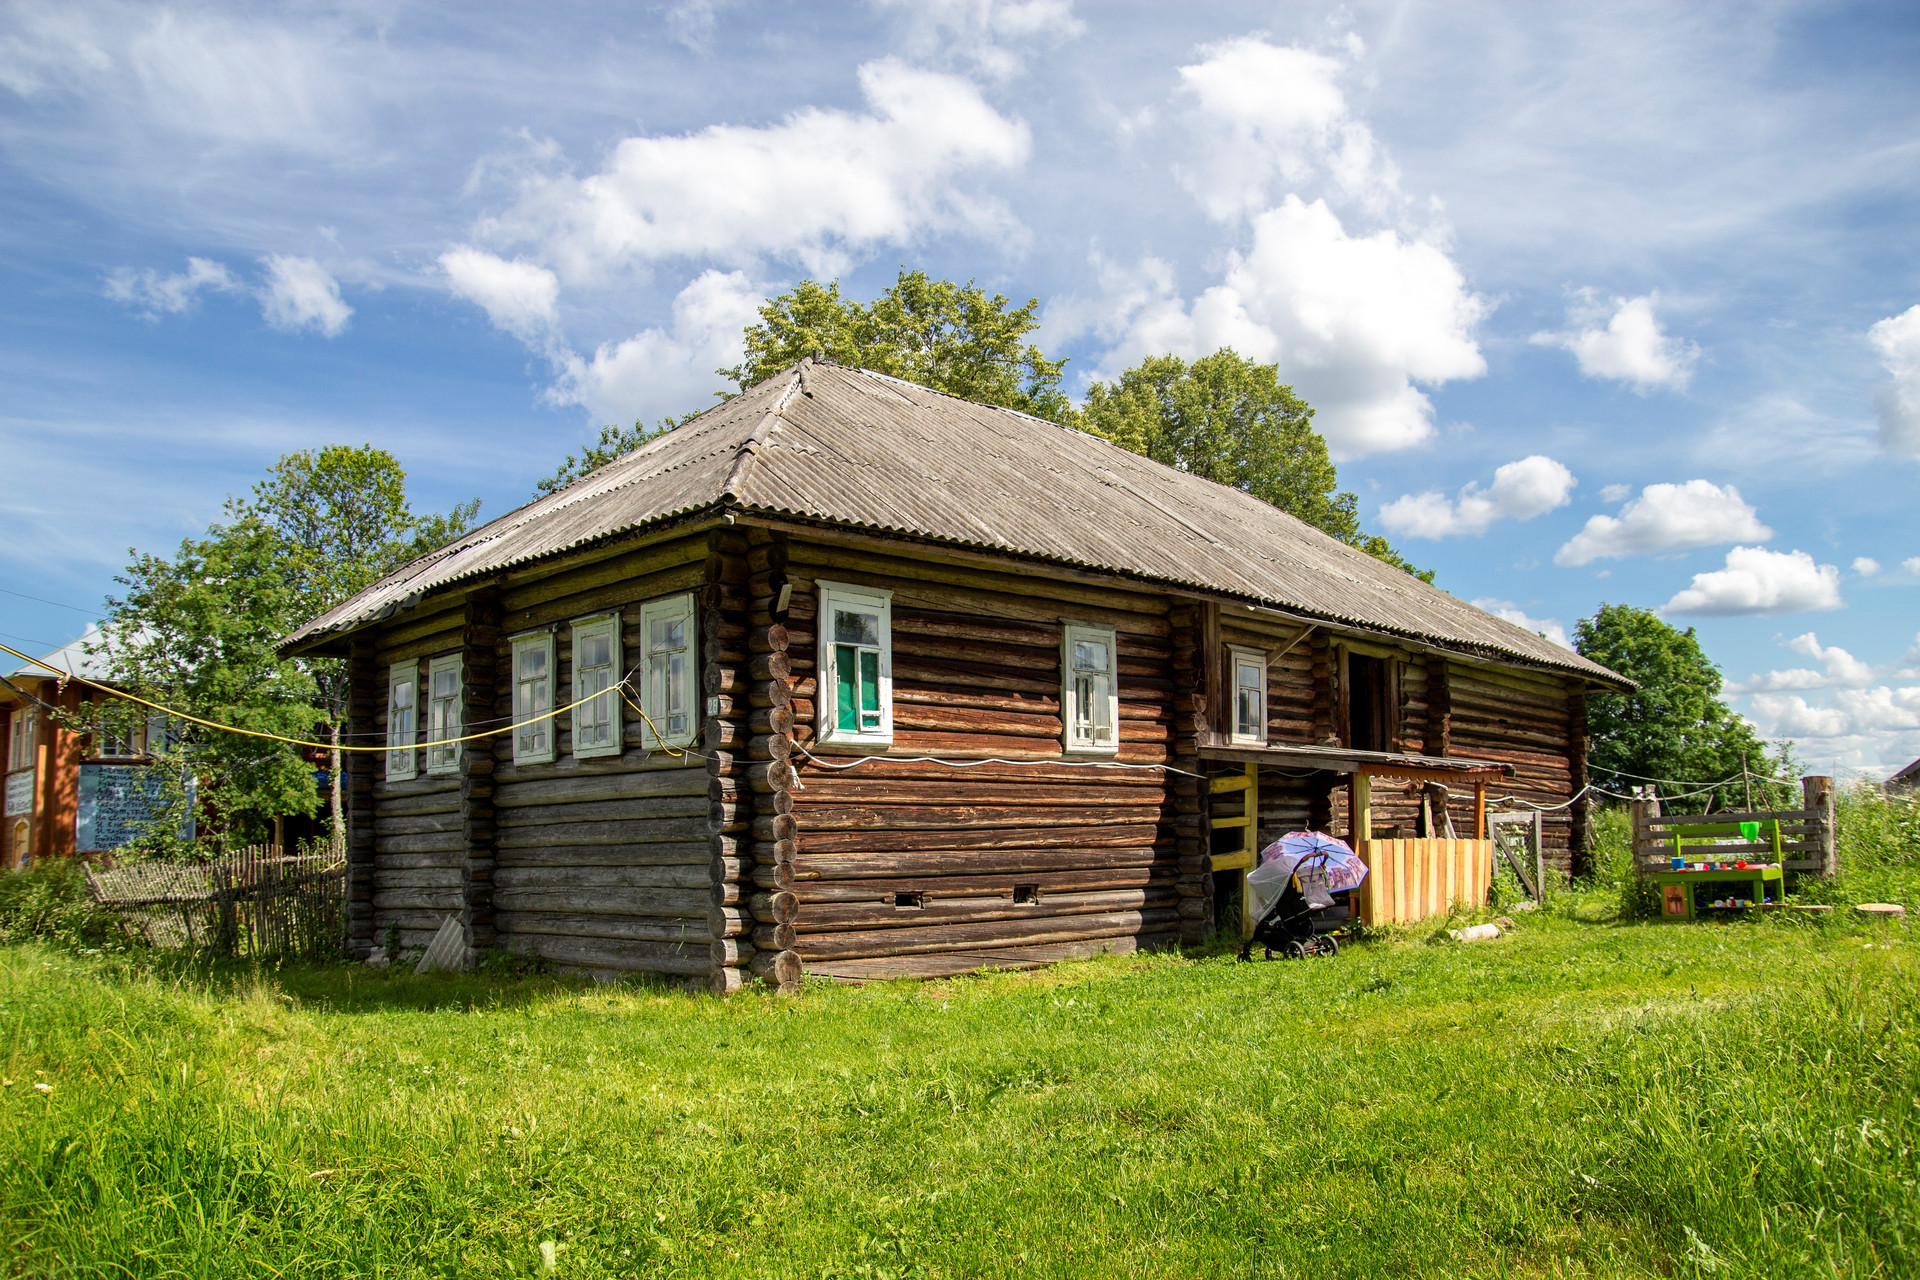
left=385, top=663, right=418, bottom=782
left=1061, top=621, right=1120, bottom=757
left=637, top=595, right=697, bottom=751
left=571, top=612, right=625, bottom=758
left=1229, top=645, right=1269, bottom=746
left=425, top=653, right=463, bottom=775
left=511, top=630, right=558, bottom=765
left=816, top=581, right=894, bottom=750
left=6, top=711, right=34, bottom=773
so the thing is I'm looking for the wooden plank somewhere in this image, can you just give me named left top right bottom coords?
left=792, top=866, right=1173, bottom=904
left=494, top=912, right=713, bottom=945
left=793, top=907, right=1180, bottom=961
left=793, top=823, right=1168, bottom=855
left=793, top=846, right=1167, bottom=880
left=500, top=932, right=708, bottom=976
left=804, top=931, right=1178, bottom=981
left=794, top=887, right=1177, bottom=933
left=490, top=886, right=709, bottom=918
left=1211, top=849, right=1253, bottom=872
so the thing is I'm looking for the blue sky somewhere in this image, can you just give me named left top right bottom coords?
left=2, top=0, right=1917, bottom=779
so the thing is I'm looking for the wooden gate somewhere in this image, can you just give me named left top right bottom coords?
left=1352, top=838, right=1492, bottom=925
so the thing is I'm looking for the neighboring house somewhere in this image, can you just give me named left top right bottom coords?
left=0, top=626, right=184, bottom=868
left=1888, top=759, right=1920, bottom=797
left=283, top=358, right=1630, bottom=989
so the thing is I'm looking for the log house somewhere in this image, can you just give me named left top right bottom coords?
left=284, top=358, right=1629, bottom=989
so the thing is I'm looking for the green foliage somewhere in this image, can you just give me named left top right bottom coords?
left=1575, top=603, right=1793, bottom=812
left=5, top=919, right=1916, bottom=1277
left=534, top=417, right=688, bottom=497
left=1074, top=349, right=1431, bottom=581
left=724, top=270, right=1070, bottom=421
left=98, top=513, right=324, bottom=846
left=0, top=863, right=117, bottom=950
left=1793, top=784, right=1920, bottom=908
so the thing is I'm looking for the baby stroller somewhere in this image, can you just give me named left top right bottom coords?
left=1238, top=833, right=1365, bottom=961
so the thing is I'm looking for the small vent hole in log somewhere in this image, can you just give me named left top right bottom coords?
left=893, top=892, right=925, bottom=909
left=1013, top=885, right=1040, bottom=905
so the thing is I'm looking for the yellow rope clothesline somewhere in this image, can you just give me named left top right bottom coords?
left=0, top=640, right=675, bottom=757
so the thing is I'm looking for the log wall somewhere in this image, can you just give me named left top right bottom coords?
left=782, top=539, right=1184, bottom=972
left=1444, top=660, right=1582, bottom=876
left=371, top=604, right=465, bottom=953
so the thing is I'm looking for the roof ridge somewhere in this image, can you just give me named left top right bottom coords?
left=722, top=365, right=806, bottom=501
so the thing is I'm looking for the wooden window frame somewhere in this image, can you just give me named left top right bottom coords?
left=638, top=595, right=700, bottom=751
left=1061, top=621, right=1120, bottom=757
left=6, top=711, right=33, bottom=774
left=511, top=630, right=558, bottom=766
left=816, top=580, right=894, bottom=751
left=425, top=653, right=463, bottom=776
left=570, top=612, right=626, bottom=758
left=1228, top=644, right=1268, bottom=746
left=385, top=662, right=418, bottom=782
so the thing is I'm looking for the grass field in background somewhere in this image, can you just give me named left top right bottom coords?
left=3, top=889, right=1916, bottom=1280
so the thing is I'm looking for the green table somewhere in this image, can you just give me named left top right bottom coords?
left=1647, top=864, right=1785, bottom=921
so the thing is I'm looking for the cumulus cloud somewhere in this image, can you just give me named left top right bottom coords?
left=1660, top=546, right=1843, bottom=617
left=1906, top=557, right=1920, bottom=576
left=872, top=0, right=1083, bottom=80
left=479, top=59, right=1030, bottom=281
left=1598, top=483, right=1632, bottom=503
left=257, top=255, right=351, bottom=337
left=548, top=270, right=762, bottom=427
left=1379, top=455, right=1575, bottom=538
left=440, top=247, right=560, bottom=347
left=1555, top=480, right=1770, bottom=566
left=1748, top=686, right=1920, bottom=740
left=1471, top=598, right=1570, bottom=649
left=1727, top=633, right=1877, bottom=694
left=103, top=256, right=238, bottom=316
left=1870, top=303, right=1920, bottom=457
left=1532, top=291, right=1698, bottom=393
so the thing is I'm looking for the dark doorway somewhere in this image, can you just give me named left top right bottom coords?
left=1346, top=653, right=1391, bottom=752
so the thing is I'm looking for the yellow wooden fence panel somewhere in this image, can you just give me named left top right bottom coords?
left=1353, top=838, right=1493, bottom=925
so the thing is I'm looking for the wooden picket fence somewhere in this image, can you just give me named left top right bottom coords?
left=85, top=842, right=345, bottom=959
left=1352, top=838, right=1493, bottom=925
left=1630, top=776, right=1837, bottom=877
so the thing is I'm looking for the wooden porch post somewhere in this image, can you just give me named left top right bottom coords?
left=1803, top=775, right=1836, bottom=877
left=1352, top=772, right=1371, bottom=842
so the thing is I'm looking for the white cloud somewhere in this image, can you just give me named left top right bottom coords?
left=1906, top=557, right=1920, bottom=576
left=103, top=256, right=238, bottom=317
left=1379, top=455, right=1575, bottom=538
left=1471, top=598, right=1569, bottom=649
left=1555, top=480, right=1770, bottom=566
left=872, top=0, right=1083, bottom=80
left=257, top=255, right=351, bottom=337
left=1727, top=632, right=1877, bottom=694
left=1531, top=291, right=1698, bottom=393
left=1869, top=304, right=1920, bottom=458
left=1172, top=36, right=1398, bottom=223
left=1095, top=197, right=1487, bottom=456
left=1853, top=557, right=1881, bottom=577
left=440, top=247, right=560, bottom=347
left=1661, top=546, right=1843, bottom=617
left=548, top=270, right=762, bottom=427
left=480, top=59, right=1030, bottom=281
left=1598, top=483, right=1632, bottom=503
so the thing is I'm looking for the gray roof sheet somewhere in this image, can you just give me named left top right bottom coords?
left=286, top=359, right=1622, bottom=684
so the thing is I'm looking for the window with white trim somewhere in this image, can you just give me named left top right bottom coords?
left=511, top=631, right=557, bottom=765
left=7, top=712, right=35, bottom=773
left=638, top=595, right=696, bottom=750
left=1230, top=645, right=1268, bottom=746
left=386, top=663, right=418, bottom=781
left=1062, top=622, right=1119, bottom=755
left=426, top=653, right=463, bottom=774
left=571, top=613, right=624, bottom=757
left=817, top=581, right=893, bottom=748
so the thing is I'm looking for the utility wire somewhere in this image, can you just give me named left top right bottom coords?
left=0, top=585, right=98, bottom=616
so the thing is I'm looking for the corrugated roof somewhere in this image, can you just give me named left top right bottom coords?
left=286, top=359, right=1623, bottom=684
left=8, top=625, right=113, bottom=682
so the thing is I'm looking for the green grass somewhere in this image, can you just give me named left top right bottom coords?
left=4, top=894, right=1917, bottom=1279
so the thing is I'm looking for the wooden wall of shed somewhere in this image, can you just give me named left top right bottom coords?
left=369, top=602, right=465, bottom=953
left=485, top=534, right=713, bottom=979
left=1443, top=660, right=1582, bottom=875
left=780, top=540, right=1182, bottom=969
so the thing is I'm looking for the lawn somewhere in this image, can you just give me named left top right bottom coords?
left=3, top=890, right=1916, bottom=1280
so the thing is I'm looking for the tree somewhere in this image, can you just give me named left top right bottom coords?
left=534, top=417, right=687, bottom=497
left=1074, top=350, right=1431, bottom=581
left=723, top=270, right=1070, bottom=421
left=244, top=445, right=482, bottom=844
left=1574, top=603, right=1795, bottom=813
left=98, top=512, right=323, bottom=850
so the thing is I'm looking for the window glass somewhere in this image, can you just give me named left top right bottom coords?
left=7, top=713, right=35, bottom=772
left=513, top=635, right=556, bottom=763
left=818, top=583, right=892, bottom=746
left=638, top=596, right=695, bottom=748
left=1232, top=649, right=1267, bottom=744
left=426, top=655, right=462, bottom=773
left=386, top=666, right=417, bottom=781
left=1063, top=624, right=1118, bottom=753
left=571, top=617, right=622, bottom=756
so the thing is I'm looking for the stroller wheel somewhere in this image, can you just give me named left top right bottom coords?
left=1263, top=947, right=1276, bottom=961
left=1284, top=940, right=1309, bottom=960
left=1237, top=942, right=1252, bottom=962
left=1319, top=935, right=1340, bottom=957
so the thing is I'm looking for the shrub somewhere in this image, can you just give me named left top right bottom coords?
left=0, top=861, right=122, bottom=950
